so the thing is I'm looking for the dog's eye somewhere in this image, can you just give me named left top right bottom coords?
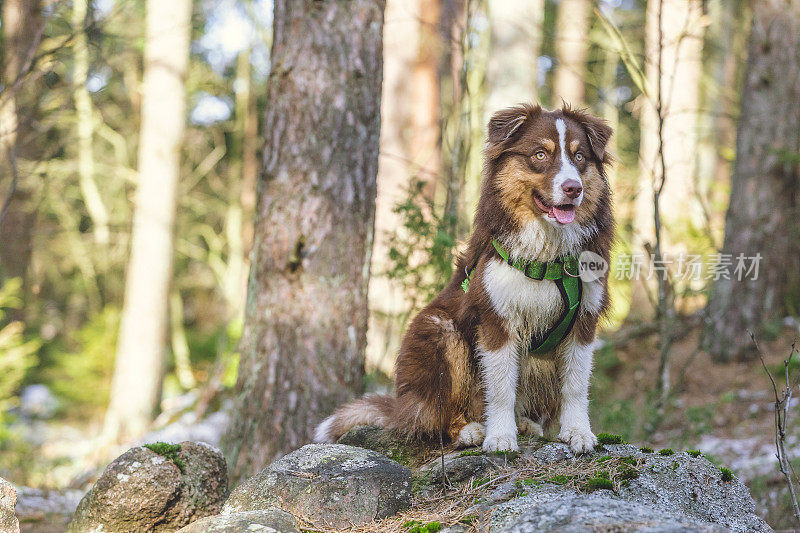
left=575, top=152, right=584, bottom=162
left=534, top=150, right=547, bottom=161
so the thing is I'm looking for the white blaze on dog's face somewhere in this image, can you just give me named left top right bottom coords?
left=490, top=106, right=610, bottom=229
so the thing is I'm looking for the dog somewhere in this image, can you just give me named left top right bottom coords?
left=314, top=103, right=613, bottom=453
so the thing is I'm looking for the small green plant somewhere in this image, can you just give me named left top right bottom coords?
left=472, top=476, right=490, bottom=489
left=597, top=455, right=613, bottom=463
left=460, top=449, right=481, bottom=457
left=720, top=467, right=734, bottom=482
left=459, top=515, right=477, bottom=525
left=620, top=456, right=637, bottom=466
left=686, top=450, right=702, bottom=458
left=515, top=478, right=539, bottom=487
left=403, top=520, right=442, bottom=533
left=549, top=475, right=570, bottom=485
left=618, top=467, right=639, bottom=482
left=586, top=476, right=614, bottom=491
left=596, top=432, right=623, bottom=445
left=659, top=448, right=674, bottom=456
left=144, top=442, right=186, bottom=472
left=640, top=446, right=654, bottom=453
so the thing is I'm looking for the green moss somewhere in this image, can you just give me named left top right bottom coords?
left=686, top=450, right=702, bottom=458
left=597, top=455, right=613, bottom=463
left=548, top=475, right=570, bottom=485
left=492, top=450, right=519, bottom=461
left=658, top=448, right=674, bottom=456
left=596, top=433, right=623, bottom=445
left=640, top=446, right=654, bottom=453
left=403, top=520, right=442, bottom=533
left=459, top=449, right=482, bottom=457
left=143, top=442, right=185, bottom=472
left=620, top=456, right=637, bottom=466
left=618, top=467, right=639, bottom=482
left=672, top=461, right=679, bottom=470
left=586, top=476, right=614, bottom=491
left=515, top=478, right=540, bottom=487
left=389, top=448, right=411, bottom=466
left=720, top=467, right=734, bottom=482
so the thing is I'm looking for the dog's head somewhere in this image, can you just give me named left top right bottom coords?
left=482, top=103, right=612, bottom=230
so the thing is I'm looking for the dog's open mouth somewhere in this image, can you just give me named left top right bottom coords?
left=533, top=192, right=575, bottom=224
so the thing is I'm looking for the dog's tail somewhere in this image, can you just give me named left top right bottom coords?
left=313, top=393, right=395, bottom=443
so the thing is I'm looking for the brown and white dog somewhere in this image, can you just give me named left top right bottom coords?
left=315, top=103, right=613, bottom=453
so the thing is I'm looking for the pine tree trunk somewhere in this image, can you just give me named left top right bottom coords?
left=223, top=0, right=385, bottom=482
left=0, top=0, right=42, bottom=286
left=104, top=0, right=192, bottom=442
left=705, top=0, right=800, bottom=360
left=553, top=0, right=591, bottom=106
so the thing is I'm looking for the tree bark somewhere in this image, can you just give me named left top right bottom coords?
left=223, top=0, right=385, bottom=482
left=104, top=0, right=192, bottom=442
left=0, top=0, right=42, bottom=287
left=553, top=0, right=591, bottom=106
left=705, top=0, right=800, bottom=360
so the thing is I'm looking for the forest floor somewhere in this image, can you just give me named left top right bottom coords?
left=4, top=321, right=800, bottom=529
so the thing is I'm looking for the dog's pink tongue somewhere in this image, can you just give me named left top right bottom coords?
left=552, top=205, right=575, bottom=224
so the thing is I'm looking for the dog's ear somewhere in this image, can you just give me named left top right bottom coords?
left=563, top=106, right=613, bottom=163
left=487, top=104, right=539, bottom=145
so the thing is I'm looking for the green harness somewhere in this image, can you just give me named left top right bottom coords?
left=462, top=239, right=582, bottom=355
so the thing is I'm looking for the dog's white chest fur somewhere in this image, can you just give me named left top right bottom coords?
left=483, top=259, right=564, bottom=341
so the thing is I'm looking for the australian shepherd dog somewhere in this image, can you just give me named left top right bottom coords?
left=315, top=103, right=613, bottom=454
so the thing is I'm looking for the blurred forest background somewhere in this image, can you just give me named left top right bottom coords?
left=1, top=0, right=800, bottom=528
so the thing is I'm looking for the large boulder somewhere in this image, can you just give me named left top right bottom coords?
left=68, top=441, right=227, bottom=532
left=0, top=478, right=19, bottom=533
left=176, top=508, right=300, bottom=533
left=223, top=443, right=412, bottom=528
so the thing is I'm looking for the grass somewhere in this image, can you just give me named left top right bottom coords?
left=143, top=442, right=185, bottom=472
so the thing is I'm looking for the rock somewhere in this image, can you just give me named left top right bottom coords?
left=337, top=425, right=433, bottom=467
left=495, top=487, right=726, bottom=532
left=176, top=509, right=300, bottom=533
left=68, top=441, right=227, bottom=532
left=15, top=486, right=83, bottom=532
left=19, top=385, right=59, bottom=419
left=0, top=478, right=19, bottom=533
left=420, top=450, right=502, bottom=484
left=486, top=443, right=770, bottom=533
left=223, top=443, right=412, bottom=528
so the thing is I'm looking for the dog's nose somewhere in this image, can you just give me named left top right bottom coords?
left=561, top=179, right=583, bottom=199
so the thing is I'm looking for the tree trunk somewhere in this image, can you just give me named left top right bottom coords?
left=223, top=0, right=385, bottom=482
left=486, top=0, right=544, bottom=111
left=705, top=0, right=800, bottom=361
left=0, top=0, right=42, bottom=287
left=553, top=0, right=591, bottom=106
left=73, top=0, right=110, bottom=245
left=103, top=0, right=192, bottom=442
left=630, top=0, right=704, bottom=318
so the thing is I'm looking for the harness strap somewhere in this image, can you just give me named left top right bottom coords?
left=461, top=239, right=582, bottom=354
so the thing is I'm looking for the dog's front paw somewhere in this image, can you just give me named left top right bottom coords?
left=482, top=432, right=519, bottom=453
left=516, top=416, right=544, bottom=437
left=558, top=426, right=597, bottom=454
left=456, top=422, right=486, bottom=448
